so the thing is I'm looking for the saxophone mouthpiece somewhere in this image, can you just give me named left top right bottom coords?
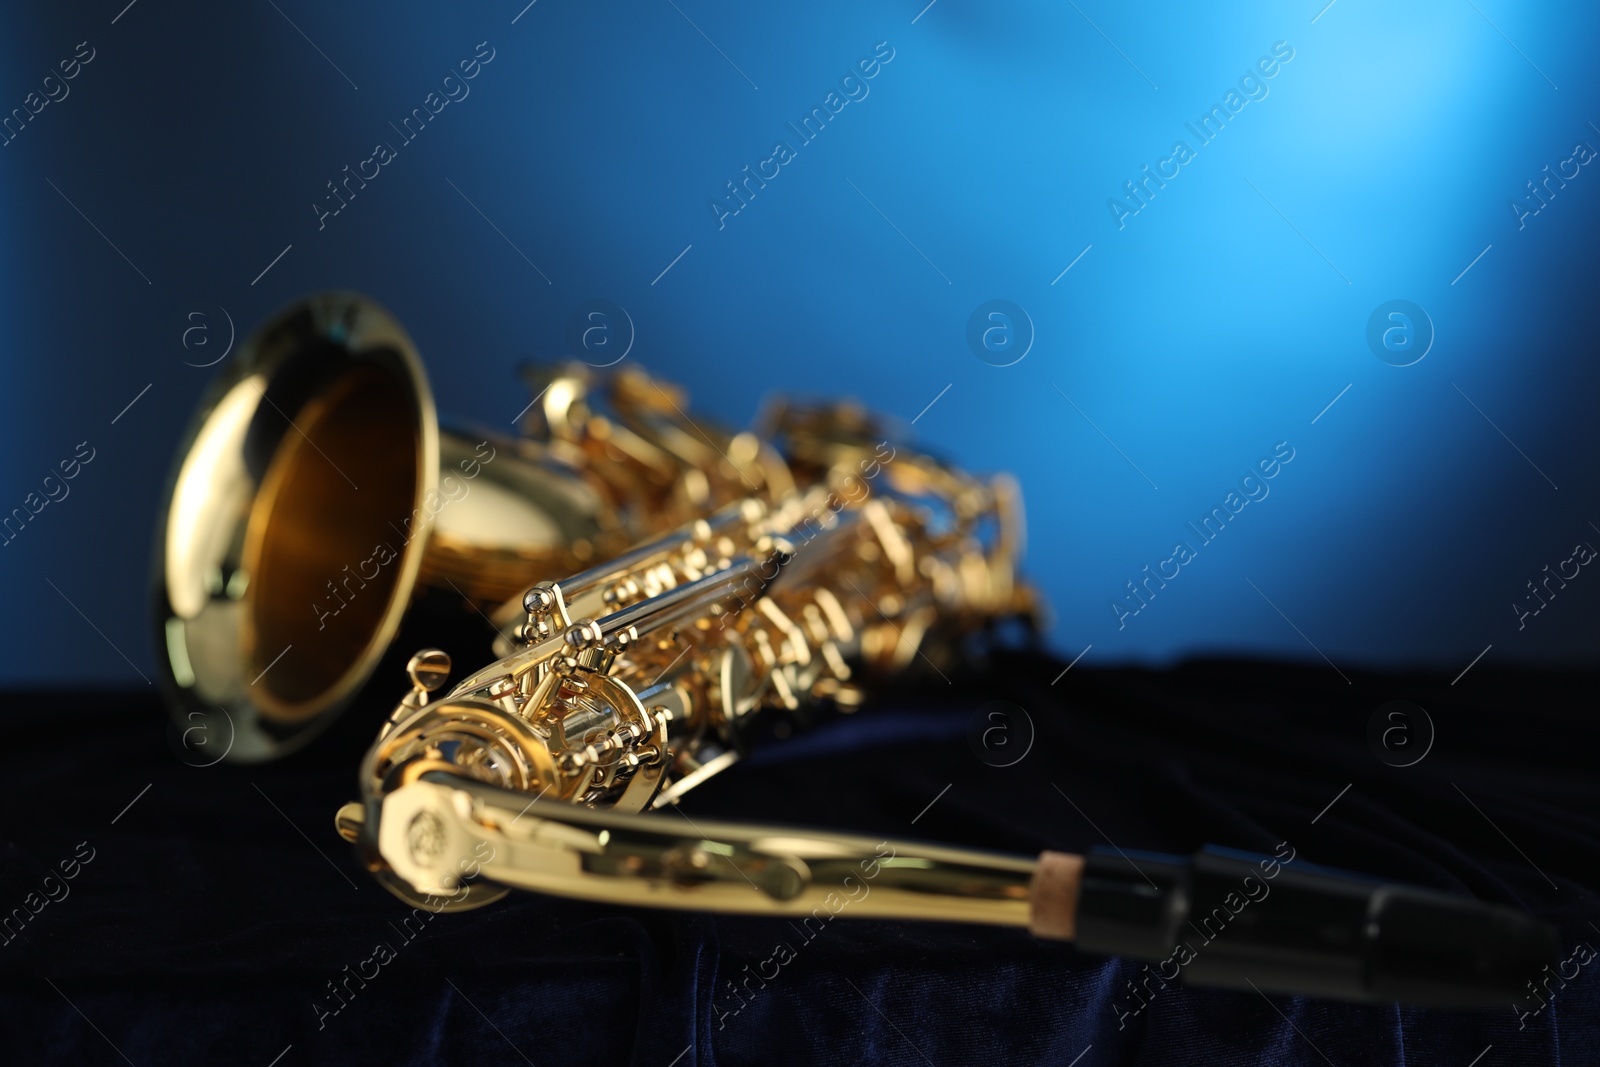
left=1069, top=845, right=1559, bottom=1008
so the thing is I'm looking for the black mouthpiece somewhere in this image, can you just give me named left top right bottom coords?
left=1074, top=845, right=1559, bottom=1008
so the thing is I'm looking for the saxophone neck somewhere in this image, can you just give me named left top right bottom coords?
left=370, top=771, right=1038, bottom=929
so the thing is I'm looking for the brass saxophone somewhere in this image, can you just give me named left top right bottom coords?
left=159, top=293, right=1556, bottom=1006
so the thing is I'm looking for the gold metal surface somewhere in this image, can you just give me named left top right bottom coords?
left=153, top=293, right=762, bottom=759
left=371, top=773, right=1037, bottom=929
left=154, top=294, right=440, bottom=758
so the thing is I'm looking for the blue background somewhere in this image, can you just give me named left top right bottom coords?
left=2, top=0, right=1597, bottom=686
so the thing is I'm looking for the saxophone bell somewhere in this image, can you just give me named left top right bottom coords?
left=152, top=292, right=738, bottom=761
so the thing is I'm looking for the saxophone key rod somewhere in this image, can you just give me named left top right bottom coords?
left=543, top=499, right=767, bottom=627
left=442, top=547, right=782, bottom=696
left=595, top=549, right=787, bottom=647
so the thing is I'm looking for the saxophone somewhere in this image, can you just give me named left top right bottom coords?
left=159, top=293, right=1556, bottom=1007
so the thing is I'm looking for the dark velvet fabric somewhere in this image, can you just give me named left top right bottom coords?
left=2, top=652, right=1595, bottom=1065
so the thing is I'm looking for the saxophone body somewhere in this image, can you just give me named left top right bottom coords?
left=345, top=392, right=1035, bottom=909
